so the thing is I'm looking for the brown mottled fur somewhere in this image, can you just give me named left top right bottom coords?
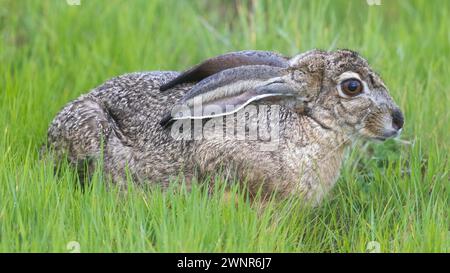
left=46, top=49, right=403, bottom=204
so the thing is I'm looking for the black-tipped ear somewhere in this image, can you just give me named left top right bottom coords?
left=160, top=65, right=299, bottom=127
left=159, top=50, right=289, bottom=91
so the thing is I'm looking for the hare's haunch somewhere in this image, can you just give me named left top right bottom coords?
left=46, top=49, right=404, bottom=204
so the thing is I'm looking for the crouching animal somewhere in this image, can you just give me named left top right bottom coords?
left=46, top=49, right=404, bottom=204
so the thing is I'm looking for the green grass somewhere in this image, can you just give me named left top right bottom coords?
left=0, top=0, right=448, bottom=252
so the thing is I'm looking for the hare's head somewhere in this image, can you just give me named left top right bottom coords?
left=289, top=49, right=404, bottom=141
left=160, top=49, right=404, bottom=141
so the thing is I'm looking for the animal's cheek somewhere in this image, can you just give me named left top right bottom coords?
left=339, top=98, right=373, bottom=111
left=334, top=99, right=372, bottom=125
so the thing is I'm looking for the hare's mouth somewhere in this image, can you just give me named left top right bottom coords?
left=368, top=128, right=402, bottom=141
left=372, top=136, right=389, bottom=141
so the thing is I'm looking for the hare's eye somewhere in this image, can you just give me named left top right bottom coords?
left=341, top=78, right=363, bottom=96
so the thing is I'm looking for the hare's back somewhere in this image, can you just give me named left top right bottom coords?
left=87, top=71, right=188, bottom=144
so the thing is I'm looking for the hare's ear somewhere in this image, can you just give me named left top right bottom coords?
left=159, top=50, right=289, bottom=91
left=160, top=65, right=298, bottom=127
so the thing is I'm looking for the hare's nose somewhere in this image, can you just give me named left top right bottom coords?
left=391, top=109, right=404, bottom=130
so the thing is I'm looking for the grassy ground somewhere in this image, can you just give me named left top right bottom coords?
left=0, top=0, right=448, bottom=252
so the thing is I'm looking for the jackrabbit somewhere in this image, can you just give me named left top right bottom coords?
left=46, top=49, right=404, bottom=203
